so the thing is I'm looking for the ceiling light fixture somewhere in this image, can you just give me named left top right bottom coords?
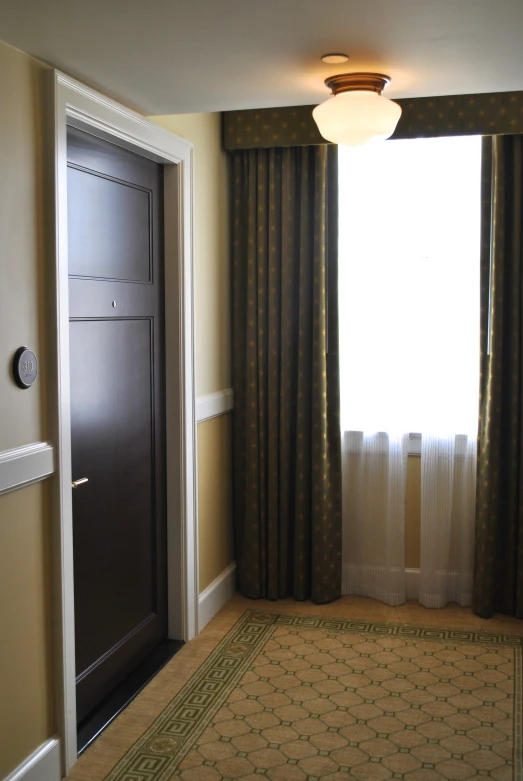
left=312, top=72, right=402, bottom=147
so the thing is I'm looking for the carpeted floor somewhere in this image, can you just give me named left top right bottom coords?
left=68, top=598, right=523, bottom=781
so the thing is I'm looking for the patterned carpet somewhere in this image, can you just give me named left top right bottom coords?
left=103, top=611, right=522, bottom=781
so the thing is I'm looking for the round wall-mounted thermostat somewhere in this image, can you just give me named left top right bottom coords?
left=12, top=346, right=38, bottom=389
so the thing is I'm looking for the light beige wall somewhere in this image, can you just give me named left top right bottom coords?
left=0, top=41, right=54, bottom=777
left=152, top=112, right=231, bottom=397
left=0, top=484, right=54, bottom=778
left=151, top=112, right=234, bottom=593
left=0, top=42, right=47, bottom=451
left=197, top=414, right=234, bottom=592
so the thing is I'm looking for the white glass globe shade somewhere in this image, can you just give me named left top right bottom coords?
left=313, top=90, right=402, bottom=146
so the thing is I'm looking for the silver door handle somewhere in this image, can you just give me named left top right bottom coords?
left=72, top=477, right=89, bottom=488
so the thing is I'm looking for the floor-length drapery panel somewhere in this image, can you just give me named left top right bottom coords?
left=474, top=135, right=523, bottom=619
left=342, top=431, right=408, bottom=606
left=420, top=434, right=476, bottom=608
left=231, top=145, right=342, bottom=604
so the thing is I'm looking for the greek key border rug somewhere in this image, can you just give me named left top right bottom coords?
left=103, top=611, right=522, bottom=781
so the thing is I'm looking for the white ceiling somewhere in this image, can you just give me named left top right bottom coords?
left=0, top=0, right=522, bottom=115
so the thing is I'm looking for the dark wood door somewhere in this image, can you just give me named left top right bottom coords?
left=67, top=126, right=167, bottom=723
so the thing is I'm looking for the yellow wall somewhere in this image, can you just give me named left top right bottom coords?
left=0, top=484, right=54, bottom=778
left=0, top=41, right=54, bottom=777
left=151, top=113, right=231, bottom=398
left=151, top=112, right=234, bottom=594
left=197, top=415, right=234, bottom=591
left=0, top=43, right=47, bottom=451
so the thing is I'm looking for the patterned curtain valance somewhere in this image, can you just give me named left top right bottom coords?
left=223, top=90, right=523, bottom=150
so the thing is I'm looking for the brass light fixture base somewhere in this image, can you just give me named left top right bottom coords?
left=324, top=72, right=391, bottom=96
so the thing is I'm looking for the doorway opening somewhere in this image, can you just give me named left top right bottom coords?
left=50, top=71, right=199, bottom=775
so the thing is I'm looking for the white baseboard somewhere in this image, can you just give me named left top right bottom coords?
left=405, top=568, right=420, bottom=600
left=198, top=562, right=237, bottom=630
left=196, top=389, right=234, bottom=423
left=3, top=738, right=61, bottom=781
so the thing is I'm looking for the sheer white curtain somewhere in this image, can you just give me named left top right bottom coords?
left=339, top=136, right=481, bottom=608
left=419, top=434, right=476, bottom=608
left=342, top=432, right=408, bottom=606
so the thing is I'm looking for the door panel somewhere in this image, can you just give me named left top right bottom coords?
left=67, top=167, right=152, bottom=282
left=70, top=318, right=155, bottom=672
left=68, top=126, right=166, bottom=723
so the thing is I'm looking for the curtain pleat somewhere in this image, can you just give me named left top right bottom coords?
left=231, top=146, right=342, bottom=604
left=342, top=431, right=408, bottom=606
left=474, top=134, right=523, bottom=618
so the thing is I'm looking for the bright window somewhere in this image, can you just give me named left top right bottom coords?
left=338, top=136, right=482, bottom=435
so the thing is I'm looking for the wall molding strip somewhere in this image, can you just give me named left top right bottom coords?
left=0, top=442, right=55, bottom=496
left=198, top=562, right=237, bottom=630
left=3, top=738, right=61, bottom=781
left=196, top=388, right=234, bottom=423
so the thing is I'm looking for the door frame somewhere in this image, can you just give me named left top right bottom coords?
left=47, top=70, right=199, bottom=774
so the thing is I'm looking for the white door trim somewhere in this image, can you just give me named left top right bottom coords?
left=47, top=70, right=199, bottom=776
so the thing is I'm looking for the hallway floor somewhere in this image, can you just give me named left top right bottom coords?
left=66, top=595, right=523, bottom=781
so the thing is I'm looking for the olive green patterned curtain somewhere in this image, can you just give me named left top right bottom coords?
left=231, top=145, right=342, bottom=604
left=474, top=135, right=523, bottom=618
